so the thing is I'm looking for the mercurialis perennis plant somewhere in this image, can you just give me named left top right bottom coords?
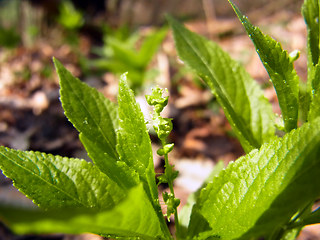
left=1, top=0, right=320, bottom=239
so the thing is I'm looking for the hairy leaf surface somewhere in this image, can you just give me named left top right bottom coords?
left=54, top=58, right=136, bottom=188
left=168, top=17, right=275, bottom=152
left=0, top=147, right=125, bottom=209
left=0, top=184, right=169, bottom=240
left=229, top=0, right=299, bottom=132
left=188, top=117, right=320, bottom=239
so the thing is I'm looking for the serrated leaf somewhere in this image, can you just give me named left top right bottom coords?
left=115, top=74, right=170, bottom=235
left=168, top=17, right=275, bottom=152
left=188, top=117, right=320, bottom=239
left=0, top=184, right=170, bottom=240
left=117, top=74, right=158, bottom=202
left=0, top=147, right=125, bottom=209
left=54, top=58, right=136, bottom=188
left=228, top=0, right=300, bottom=133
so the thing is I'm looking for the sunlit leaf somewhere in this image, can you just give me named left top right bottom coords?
left=229, top=0, right=300, bottom=132
left=188, top=118, right=320, bottom=239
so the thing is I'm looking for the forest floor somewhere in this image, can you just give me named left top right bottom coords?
left=0, top=1, right=319, bottom=239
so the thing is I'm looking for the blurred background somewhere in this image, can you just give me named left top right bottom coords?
left=0, top=0, right=315, bottom=239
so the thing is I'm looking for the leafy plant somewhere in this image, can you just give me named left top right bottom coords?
left=56, top=0, right=84, bottom=46
left=0, top=26, right=20, bottom=48
left=0, top=59, right=173, bottom=239
left=57, top=0, right=84, bottom=30
left=1, top=0, right=320, bottom=240
left=167, top=0, right=320, bottom=238
left=0, top=0, right=21, bottom=48
left=91, top=26, right=167, bottom=92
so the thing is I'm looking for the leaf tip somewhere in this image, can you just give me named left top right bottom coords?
left=120, top=72, right=128, bottom=81
left=52, top=57, right=61, bottom=70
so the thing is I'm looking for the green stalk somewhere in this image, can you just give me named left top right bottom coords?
left=162, top=142, right=181, bottom=239
left=145, top=86, right=181, bottom=239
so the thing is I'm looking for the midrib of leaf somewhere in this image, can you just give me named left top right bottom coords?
left=54, top=59, right=136, bottom=188
left=116, top=75, right=167, bottom=234
left=63, top=78, right=118, bottom=159
left=0, top=150, right=85, bottom=207
left=0, top=147, right=126, bottom=210
left=176, top=27, right=230, bottom=105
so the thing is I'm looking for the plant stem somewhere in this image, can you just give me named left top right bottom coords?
left=145, top=87, right=181, bottom=239
left=163, top=153, right=181, bottom=239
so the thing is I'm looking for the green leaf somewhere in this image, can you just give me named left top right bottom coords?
left=228, top=0, right=300, bottom=133
left=302, top=0, right=320, bottom=67
left=0, top=147, right=125, bottom=209
left=179, top=160, right=225, bottom=237
left=116, top=74, right=158, bottom=202
left=0, top=184, right=170, bottom=240
left=295, top=207, right=320, bottom=226
left=54, top=58, right=136, bottom=188
left=138, top=27, right=167, bottom=65
left=168, top=16, right=275, bottom=152
left=278, top=228, right=301, bottom=240
left=107, top=37, right=141, bottom=67
left=308, top=64, right=320, bottom=120
left=302, top=0, right=320, bottom=121
left=299, top=81, right=311, bottom=123
left=188, top=117, right=320, bottom=239
left=57, top=0, right=84, bottom=30
left=106, top=27, right=166, bottom=68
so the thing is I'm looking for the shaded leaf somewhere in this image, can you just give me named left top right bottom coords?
left=0, top=184, right=170, bottom=240
left=299, top=81, right=311, bottom=123
left=168, top=16, right=275, bottom=152
left=295, top=208, right=320, bottom=227
left=301, top=0, right=320, bottom=123
left=308, top=64, right=320, bottom=121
